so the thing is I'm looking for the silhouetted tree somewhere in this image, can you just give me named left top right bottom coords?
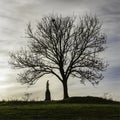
left=22, top=92, right=32, bottom=101
left=10, top=15, right=107, bottom=99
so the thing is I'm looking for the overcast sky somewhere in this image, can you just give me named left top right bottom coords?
left=0, top=0, right=120, bottom=101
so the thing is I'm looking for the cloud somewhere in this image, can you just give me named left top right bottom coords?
left=100, top=0, right=120, bottom=15
left=0, top=0, right=119, bottom=101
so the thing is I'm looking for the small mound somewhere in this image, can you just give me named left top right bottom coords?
left=58, top=96, right=119, bottom=104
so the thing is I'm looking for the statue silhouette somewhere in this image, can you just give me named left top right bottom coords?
left=45, top=80, right=51, bottom=101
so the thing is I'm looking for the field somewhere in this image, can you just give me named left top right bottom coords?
left=0, top=97, right=119, bottom=120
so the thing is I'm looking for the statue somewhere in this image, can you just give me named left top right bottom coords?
left=45, top=80, right=51, bottom=101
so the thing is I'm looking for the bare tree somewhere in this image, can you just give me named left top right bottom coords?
left=10, top=15, right=107, bottom=99
left=22, top=92, right=32, bottom=101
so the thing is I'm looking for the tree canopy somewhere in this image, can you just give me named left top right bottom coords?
left=10, top=15, right=107, bottom=99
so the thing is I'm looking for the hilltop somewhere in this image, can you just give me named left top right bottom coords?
left=0, top=96, right=119, bottom=120
left=58, top=96, right=119, bottom=104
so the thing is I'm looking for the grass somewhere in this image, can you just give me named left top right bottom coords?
left=0, top=97, right=119, bottom=120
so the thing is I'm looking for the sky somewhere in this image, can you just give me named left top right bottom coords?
left=0, top=0, right=120, bottom=101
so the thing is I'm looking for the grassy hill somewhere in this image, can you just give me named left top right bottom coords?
left=58, top=96, right=119, bottom=104
left=0, top=96, right=119, bottom=120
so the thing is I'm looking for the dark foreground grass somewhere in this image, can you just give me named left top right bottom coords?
left=0, top=102, right=119, bottom=120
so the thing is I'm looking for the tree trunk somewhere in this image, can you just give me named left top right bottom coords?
left=62, top=80, right=69, bottom=99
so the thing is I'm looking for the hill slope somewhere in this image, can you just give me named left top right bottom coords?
left=58, top=96, right=119, bottom=104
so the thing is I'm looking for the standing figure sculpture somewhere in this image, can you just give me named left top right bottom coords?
left=45, top=80, right=51, bottom=101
